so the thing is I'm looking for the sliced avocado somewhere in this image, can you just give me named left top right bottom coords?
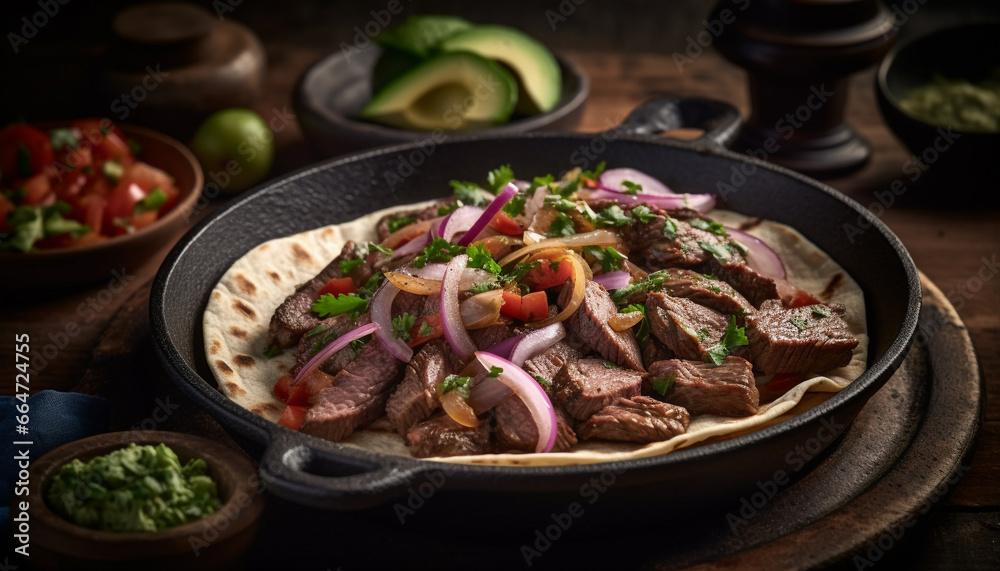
left=362, top=52, right=518, bottom=131
left=372, top=47, right=424, bottom=94
left=437, top=25, right=562, bottom=115
left=376, top=15, right=473, bottom=57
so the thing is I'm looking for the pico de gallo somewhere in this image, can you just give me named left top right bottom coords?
left=0, top=118, right=181, bottom=252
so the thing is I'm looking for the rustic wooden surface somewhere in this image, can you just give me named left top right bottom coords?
left=3, top=49, right=998, bottom=567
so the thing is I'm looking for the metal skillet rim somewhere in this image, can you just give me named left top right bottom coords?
left=150, top=130, right=921, bottom=483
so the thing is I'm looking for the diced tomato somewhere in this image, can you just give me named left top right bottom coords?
left=491, top=212, right=523, bottom=236
left=72, top=118, right=133, bottom=166
left=78, top=194, right=106, bottom=236
left=317, top=277, right=357, bottom=299
left=51, top=169, right=89, bottom=201
left=132, top=210, right=158, bottom=231
left=0, top=124, right=54, bottom=180
left=121, top=161, right=174, bottom=194
left=523, top=257, right=573, bottom=290
left=277, top=405, right=309, bottom=430
left=408, top=315, right=443, bottom=347
left=272, top=374, right=294, bottom=403
left=104, top=181, right=147, bottom=231
left=788, top=289, right=822, bottom=308
left=501, top=290, right=549, bottom=322
left=21, top=173, right=52, bottom=205
left=285, top=369, right=336, bottom=406
left=0, top=194, right=14, bottom=232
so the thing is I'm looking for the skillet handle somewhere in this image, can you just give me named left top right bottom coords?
left=259, top=432, right=427, bottom=510
left=612, top=96, right=742, bottom=150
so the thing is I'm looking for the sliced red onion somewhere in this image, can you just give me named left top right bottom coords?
left=509, top=323, right=566, bottom=367
left=292, top=322, right=379, bottom=386
left=391, top=230, right=432, bottom=259
left=486, top=333, right=525, bottom=359
left=406, top=264, right=495, bottom=290
left=474, top=351, right=557, bottom=453
left=592, top=270, right=632, bottom=291
left=513, top=179, right=532, bottom=191
left=457, top=183, right=518, bottom=247
left=725, top=227, right=787, bottom=280
left=370, top=282, right=413, bottom=362
left=441, top=254, right=478, bottom=359
left=468, top=375, right=513, bottom=414
left=584, top=189, right=716, bottom=213
left=437, top=205, right=485, bottom=243
left=598, top=168, right=675, bottom=196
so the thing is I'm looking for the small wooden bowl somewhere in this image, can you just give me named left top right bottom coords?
left=0, top=124, right=203, bottom=291
left=27, top=431, right=264, bottom=570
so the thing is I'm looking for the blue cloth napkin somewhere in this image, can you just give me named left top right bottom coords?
left=1, top=390, right=109, bottom=530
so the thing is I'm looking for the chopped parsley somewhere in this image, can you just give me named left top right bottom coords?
left=528, top=174, right=555, bottom=191
left=134, top=188, right=167, bottom=214
left=502, top=191, right=528, bottom=217
left=699, top=241, right=732, bottom=262
left=487, top=366, right=503, bottom=378
left=386, top=214, right=416, bottom=233
left=621, top=180, right=642, bottom=195
left=487, top=164, right=515, bottom=193
left=689, top=218, right=729, bottom=236
left=102, top=159, right=124, bottom=183
left=263, top=347, right=282, bottom=359
left=602, top=360, right=619, bottom=369
left=584, top=246, right=627, bottom=273
left=449, top=180, right=491, bottom=207
left=729, top=240, right=749, bottom=255
left=580, top=160, right=606, bottom=181
left=811, top=305, right=831, bottom=318
left=621, top=303, right=648, bottom=345
left=789, top=316, right=810, bottom=331
left=413, top=238, right=464, bottom=267
left=368, top=242, right=393, bottom=256
left=349, top=335, right=371, bottom=356
left=418, top=321, right=435, bottom=337
left=312, top=293, right=369, bottom=319
left=706, top=316, right=749, bottom=366
left=651, top=374, right=676, bottom=397
left=533, top=374, right=551, bottom=389
left=440, top=374, right=472, bottom=399
left=0, top=202, right=90, bottom=253
left=49, top=128, right=79, bottom=150
left=662, top=217, right=678, bottom=240
left=470, top=281, right=502, bottom=294
left=547, top=212, right=577, bottom=237
left=501, top=261, right=539, bottom=284
left=610, top=269, right=672, bottom=303
left=545, top=195, right=579, bottom=212
left=438, top=202, right=459, bottom=216
left=632, top=204, right=657, bottom=223
left=339, top=258, right=364, bottom=275
left=465, top=243, right=502, bottom=274
left=552, top=177, right=579, bottom=198
left=358, top=273, right=384, bottom=298
left=596, top=205, right=632, bottom=227
left=392, top=312, right=417, bottom=342
left=706, top=284, right=722, bottom=294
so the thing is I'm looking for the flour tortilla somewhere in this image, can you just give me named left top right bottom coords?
left=204, top=202, right=868, bottom=466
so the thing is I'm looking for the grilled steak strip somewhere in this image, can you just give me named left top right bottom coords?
left=659, top=268, right=753, bottom=315
left=699, top=252, right=779, bottom=308
left=647, top=356, right=759, bottom=417
left=646, top=293, right=730, bottom=361
left=562, top=280, right=644, bottom=371
left=523, top=338, right=589, bottom=383
left=614, top=208, right=731, bottom=270
left=494, top=396, right=578, bottom=452
left=745, top=300, right=858, bottom=374
left=266, top=241, right=365, bottom=350
left=292, top=314, right=358, bottom=377
left=577, top=396, right=690, bottom=443
left=375, top=201, right=450, bottom=241
left=385, top=339, right=453, bottom=436
left=552, top=358, right=643, bottom=421
left=407, top=413, right=493, bottom=458
left=641, top=336, right=674, bottom=370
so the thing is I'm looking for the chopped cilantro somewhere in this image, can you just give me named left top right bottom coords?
left=621, top=180, right=642, bottom=195
left=706, top=316, right=749, bottom=366
left=602, top=361, right=619, bottom=369
left=488, top=366, right=503, bottom=377
left=501, top=261, right=539, bottom=284
left=610, top=269, right=672, bottom=303
left=339, top=258, right=364, bottom=275
left=0, top=202, right=89, bottom=253
left=596, top=205, right=632, bottom=227
left=470, top=281, right=502, bottom=294
left=102, top=159, right=124, bottom=183
left=358, top=273, right=384, bottom=298
left=632, top=204, right=657, bottom=223
left=368, top=242, right=393, bottom=255
left=466, top=243, right=502, bottom=274
left=584, top=246, right=627, bottom=273
left=418, top=321, right=435, bottom=337
left=545, top=195, right=578, bottom=212
left=706, top=284, right=722, bottom=294
left=449, top=180, right=491, bottom=206
left=580, top=160, right=606, bottom=181
left=789, top=316, right=810, bottom=331
left=349, top=335, right=371, bottom=356
left=528, top=174, right=555, bottom=191
left=440, top=374, right=472, bottom=399
left=547, top=212, right=577, bottom=237
left=811, top=305, right=831, bottom=318
left=621, top=303, right=649, bottom=345
left=700, top=241, right=732, bottom=262
left=134, top=188, right=167, bottom=214
left=392, top=312, right=417, bottom=342
left=263, top=347, right=282, bottom=359
left=413, top=238, right=464, bottom=267
left=312, top=293, right=369, bottom=319
left=695, top=328, right=710, bottom=342
left=438, top=202, right=459, bottom=216
left=532, top=374, right=551, bottom=389
left=49, top=128, right=79, bottom=150
left=689, top=218, right=729, bottom=236
left=553, top=178, right=579, bottom=198
left=702, top=273, right=718, bottom=280
left=305, top=325, right=326, bottom=339
left=386, top=214, right=416, bottom=233
left=487, top=164, right=515, bottom=193
left=651, top=374, right=676, bottom=397
left=502, top=191, right=528, bottom=217
left=662, top=217, right=678, bottom=240
left=729, top=240, right=749, bottom=255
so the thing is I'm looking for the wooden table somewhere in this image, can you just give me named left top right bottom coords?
left=3, top=50, right=997, bottom=568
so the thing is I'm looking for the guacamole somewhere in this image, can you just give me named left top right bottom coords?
left=47, top=443, right=222, bottom=532
left=899, top=72, right=1000, bottom=133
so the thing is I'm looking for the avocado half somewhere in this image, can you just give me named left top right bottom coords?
left=361, top=51, right=518, bottom=131
left=437, top=25, right=562, bottom=115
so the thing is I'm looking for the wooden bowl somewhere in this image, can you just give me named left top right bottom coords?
left=0, top=124, right=203, bottom=291
left=27, top=431, right=264, bottom=570
left=294, top=45, right=589, bottom=157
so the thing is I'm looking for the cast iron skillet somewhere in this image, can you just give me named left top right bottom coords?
left=151, top=97, right=920, bottom=513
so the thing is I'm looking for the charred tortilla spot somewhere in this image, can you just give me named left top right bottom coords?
left=821, top=272, right=844, bottom=301
left=268, top=271, right=282, bottom=283
left=230, top=326, right=248, bottom=339
left=250, top=403, right=281, bottom=416
left=210, top=339, right=221, bottom=354
left=738, top=217, right=764, bottom=231
left=213, top=291, right=221, bottom=300
left=234, top=354, right=255, bottom=368
left=259, top=244, right=269, bottom=251
left=216, top=360, right=234, bottom=375
left=235, top=274, right=257, bottom=296
left=225, top=382, right=246, bottom=397
left=233, top=300, right=257, bottom=320
left=322, top=228, right=334, bottom=238
left=292, top=243, right=313, bottom=263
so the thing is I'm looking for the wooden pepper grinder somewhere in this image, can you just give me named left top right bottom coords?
left=711, top=0, right=897, bottom=178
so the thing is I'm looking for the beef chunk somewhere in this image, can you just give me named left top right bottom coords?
left=385, top=339, right=454, bottom=436
left=469, top=322, right=516, bottom=351
left=745, top=300, right=859, bottom=374
left=552, top=359, right=643, bottom=421
left=659, top=268, right=753, bottom=315
left=700, top=251, right=779, bottom=308
left=646, top=293, right=730, bottom=361
left=375, top=202, right=446, bottom=241
left=292, top=315, right=357, bottom=377
left=641, top=336, right=674, bottom=370
left=562, top=280, right=644, bottom=371
left=406, top=413, right=492, bottom=458
left=494, top=396, right=578, bottom=452
left=523, top=339, right=589, bottom=384
left=577, top=396, right=690, bottom=443
left=619, top=212, right=730, bottom=269
left=647, top=357, right=759, bottom=417
left=267, top=241, right=368, bottom=350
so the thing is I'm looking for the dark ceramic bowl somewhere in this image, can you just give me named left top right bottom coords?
left=27, top=431, right=264, bottom=570
left=876, top=23, right=1000, bottom=181
left=294, top=45, right=589, bottom=157
left=0, top=124, right=203, bottom=291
